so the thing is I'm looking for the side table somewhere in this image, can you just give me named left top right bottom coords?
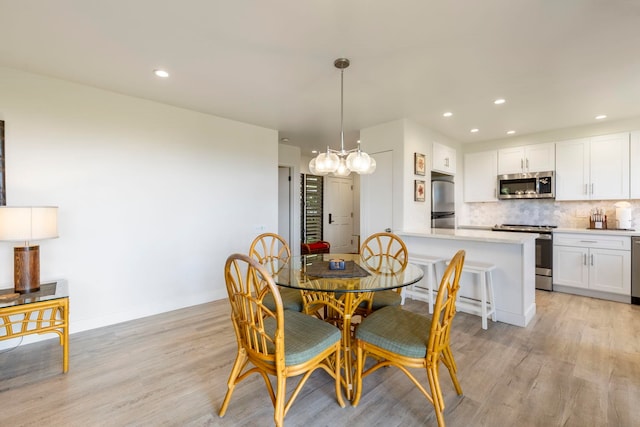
left=0, top=281, right=69, bottom=373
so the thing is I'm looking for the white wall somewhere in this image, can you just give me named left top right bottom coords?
left=0, top=67, right=278, bottom=337
left=360, top=118, right=462, bottom=232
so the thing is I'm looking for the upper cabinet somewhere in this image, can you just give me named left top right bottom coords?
left=555, top=132, right=629, bottom=201
left=464, top=150, right=498, bottom=202
left=631, top=131, right=640, bottom=199
left=432, top=142, right=456, bottom=175
left=498, top=142, right=555, bottom=175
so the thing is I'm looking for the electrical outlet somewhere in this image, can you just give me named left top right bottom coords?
left=254, top=224, right=266, bottom=233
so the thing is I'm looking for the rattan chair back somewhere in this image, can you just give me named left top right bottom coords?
left=249, top=232, right=291, bottom=276
left=360, top=232, right=408, bottom=274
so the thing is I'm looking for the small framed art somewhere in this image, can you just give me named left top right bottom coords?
left=414, top=152, right=426, bottom=176
left=414, top=180, right=425, bottom=202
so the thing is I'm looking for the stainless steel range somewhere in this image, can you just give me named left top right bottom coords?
left=492, top=224, right=556, bottom=291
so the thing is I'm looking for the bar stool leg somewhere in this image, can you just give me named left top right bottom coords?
left=480, top=271, right=488, bottom=330
left=487, top=269, right=497, bottom=323
left=427, top=263, right=435, bottom=314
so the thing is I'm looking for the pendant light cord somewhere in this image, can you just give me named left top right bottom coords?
left=340, top=66, right=345, bottom=153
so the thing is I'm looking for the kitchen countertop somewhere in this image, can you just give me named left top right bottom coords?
left=398, top=228, right=539, bottom=244
left=554, top=227, right=640, bottom=237
left=458, top=224, right=640, bottom=237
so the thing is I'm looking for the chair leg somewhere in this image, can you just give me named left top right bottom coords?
left=219, top=350, right=248, bottom=417
left=274, top=375, right=286, bottom=427
left=334, top=346, right=346, bottom=408
left=441, top=346, right=463, bottom=395
left=352, top=344, right=365, bottom=407
left=427, top=365, right=446, bottom=427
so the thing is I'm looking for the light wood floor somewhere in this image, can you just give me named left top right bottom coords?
left=1, top=291, right=639, bottom=427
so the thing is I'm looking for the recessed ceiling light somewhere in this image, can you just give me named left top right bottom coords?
left=154, top=69, right=169, bottom=78
left=443, top=112, right=453, bottom=117
left=280, top=137, right=289, bottom=143
left=470, top=128, right=479, bottom=133
left=507, top=130, right=516, bottom=135
left=494, top=98, right=506, bottom=105
left=595, top=114, right=607, bottom=120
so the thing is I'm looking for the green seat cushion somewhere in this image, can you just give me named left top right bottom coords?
left=369, top=290, right=402, bottom=309
left=263, top=287, right=304, bottom=312
left=264, top=310, right=341, bottom=366
left=356, top=306, right=432, bottom=358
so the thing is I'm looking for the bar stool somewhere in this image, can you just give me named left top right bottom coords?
left=447, top=259, right=497, bottom=330
left=403, top=254, right=445, bottom=314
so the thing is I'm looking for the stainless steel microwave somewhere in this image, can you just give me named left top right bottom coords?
left=497, top=171, right=555, bottom=199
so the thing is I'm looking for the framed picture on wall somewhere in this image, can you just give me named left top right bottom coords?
left=414, top=152, right=426, bottom=176
left=414, top=180, right=425, bottom=202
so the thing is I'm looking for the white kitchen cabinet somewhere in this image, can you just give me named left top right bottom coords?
left=553, top=232, right=631, bottom=297
left=432, top=142, right=456, bottom=175
left=463, top=150, right=498, bottom=202
left=630, top=131, right=640, bottom=199
left=555, top=133, right=629, bottom=200
left=497, top=143, right=555, bottom=175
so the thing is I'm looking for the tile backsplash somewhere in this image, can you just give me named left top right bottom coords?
left=459, top=199, right=640, bottom=229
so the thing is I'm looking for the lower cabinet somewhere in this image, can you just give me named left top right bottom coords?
left=553, top=233, right=631, bottom=297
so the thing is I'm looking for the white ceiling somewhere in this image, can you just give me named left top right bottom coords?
left=1, top=1, right=640, bottom=156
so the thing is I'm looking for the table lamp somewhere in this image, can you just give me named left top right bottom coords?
left=0, top=206, right=58, bottom=293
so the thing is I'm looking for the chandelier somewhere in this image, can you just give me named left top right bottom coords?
left=309, top=58, right=376, bottom=176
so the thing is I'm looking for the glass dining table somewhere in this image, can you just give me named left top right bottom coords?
left=272, top=253, right=424, bottom=400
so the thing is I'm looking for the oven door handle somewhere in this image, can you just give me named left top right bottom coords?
left=536, top=234, right=552, bottom=240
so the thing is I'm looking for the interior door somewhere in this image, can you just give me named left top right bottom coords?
left=278, top=167, right=290, bottom=245
left=361, top=150, right=393, bottom=238
left=324, top=176, right=354, bottom=253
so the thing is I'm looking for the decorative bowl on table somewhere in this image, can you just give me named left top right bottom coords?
left=329, top=259, right=346, bottom=270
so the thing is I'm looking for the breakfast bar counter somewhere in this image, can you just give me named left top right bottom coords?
left=398, top=229, right=538, bottom=327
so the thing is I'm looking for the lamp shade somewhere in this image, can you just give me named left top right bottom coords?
left=0, top=206, right=58, bottom=242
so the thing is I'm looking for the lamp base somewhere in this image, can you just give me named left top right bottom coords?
left=14, top=245, right=40, bottom=293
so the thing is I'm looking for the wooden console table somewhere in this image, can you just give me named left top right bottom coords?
left=0, top=281, right=69, bottom=373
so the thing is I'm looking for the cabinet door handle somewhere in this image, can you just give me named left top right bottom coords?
left=445, top=157, right=449, bottom=167
left=591, top=183, right=594, bottom=195
left=590, top=254, right=594, bottom=266
left=584, top=184, right=588, bottom=195
left=580, top=240, right=598, bottom=243
left=526, top=158, right=529, bottom=170
left=520, top=159, right=524, bottom=170
left=583, top=253, right=587, bottom=265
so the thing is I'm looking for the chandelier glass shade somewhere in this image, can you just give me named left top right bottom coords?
left=309, top=58, right=376, bottom=176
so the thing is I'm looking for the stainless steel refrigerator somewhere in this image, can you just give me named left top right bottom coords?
left=431, top=179, right=455, bottom=228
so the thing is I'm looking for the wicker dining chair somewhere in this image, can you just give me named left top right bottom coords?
left=353, top=250, right=466, bottom=427
left=219, top=253, right=345, bottom=427
left=358, top=232, right=409, bottom=313
left=249, top=232, right=304, bottom=312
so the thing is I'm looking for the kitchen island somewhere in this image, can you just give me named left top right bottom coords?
left=398, top=228, right=538, bottom=327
